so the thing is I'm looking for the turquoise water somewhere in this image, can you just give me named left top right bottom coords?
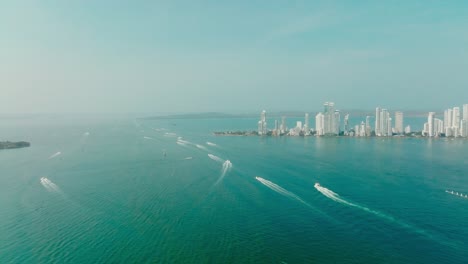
left=1, top=116, right=467, bottom=263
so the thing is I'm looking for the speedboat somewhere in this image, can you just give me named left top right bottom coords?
left=314, top=183, right=320, bottom=188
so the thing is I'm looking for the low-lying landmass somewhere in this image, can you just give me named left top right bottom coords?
left=0, top=141, right=31, bottom=149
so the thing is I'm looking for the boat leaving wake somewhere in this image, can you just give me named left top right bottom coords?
left=446, top=190, right=468, bottom=198
left=214, top=160, right=232, bottom=185
left=143, top=136, right=154, bottom=140
left=208, top=154, right=224, bottom=163
left=206, top=142, right=217, bottom=147
left=48, top=151, right=62, bottom=159
left=256, top=177, right=311, bottom=207
left=196, top=144, right=207, bottom=150
left=40, top=177, right=62, bottom=193
left=314, top=183, right=434, bottom=240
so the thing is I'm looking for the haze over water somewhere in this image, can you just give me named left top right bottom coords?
left=1, top=116, right=467, bottom=263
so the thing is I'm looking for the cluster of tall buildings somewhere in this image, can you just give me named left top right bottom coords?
left=315, top=102, right=340, bottom=136
left=424, top=104, right=468, bottom=137
left=257, top=102, right=468, bottom=138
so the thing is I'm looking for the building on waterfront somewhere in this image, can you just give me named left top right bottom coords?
left=427, top=112, right=435, bottom=137
left=365, top=116, right=371, bottom=136
left=434, top=118, right=444, bottom=136
left=375, top=107, right=391, bottom=136
left=404, top=125, right=411, bottom=134
left=323, top=102, right=339, bottom=135
left=463, top=104, right=468, bottom=121
left=343, top=114, right=350, bottom=135
left=304, top=113, right=310, bottom=135
left=461, top=119, right=468, bottom=137
left=394, top=111, right=403, bottom=134
left=452, top=107, right=460, bottom=135
left=280, top=116, right=287, bottom=134
left=315, top=112, right=325, bottom=136
left=375, top=107, right=381, bottom=136
left=258, top=110, right=267, bottom=135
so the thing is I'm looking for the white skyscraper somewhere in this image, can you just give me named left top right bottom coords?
left=405, top=125, right=411, bottom=134
left=463, top=104, right=468, bottom=121
left=394, top=111, right=404, bottom=134
left=452, top=107, right=460, bottom=128
left=427, top=112, right=435, bottom=137
left=344, top=114, right=350, bottom=135
left=304, top=113, right=310, bottom=135
left=434, top=118, right=443, bottom=136
left=334, top=110, right=341, bottom=135
left=280, top=116, right=286, bottom=134
left=461, top=120, right=468, bottom=137
left=323, top=102, right=338, bottom=135
left=365, top=116, right=371, bottom=136
left=375, top=107, right=381, bottom=136
left=258, top=110, right=267, bottom=135
left=315, top=112, right=325, bottom=136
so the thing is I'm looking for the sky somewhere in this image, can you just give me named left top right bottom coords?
left=1, top=0, right=468, bottom=114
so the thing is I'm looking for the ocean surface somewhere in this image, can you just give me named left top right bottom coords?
left=1, top=116, right=467, bottom=263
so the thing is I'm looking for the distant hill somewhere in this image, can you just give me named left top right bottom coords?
left=142, top=112, right=241, bottom=120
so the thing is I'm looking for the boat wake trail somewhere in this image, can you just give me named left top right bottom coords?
left=48, top=152, right=62, bottom=159
left=143, top=136, right=154, bottom=140
left=445, top=190, right=468, bottom=198
left=315, top=183, right=434, bottom=240
left=214, top=160, right=232, bottom=185
left=206, top=142, right=217, bottom=147
left=40, top=177, right=62, bottom=193
left=256, top=177, right=311, bottom=207
left=196, top=144, right=207, bottom=150
left=208, top=154, right=224, bottom=163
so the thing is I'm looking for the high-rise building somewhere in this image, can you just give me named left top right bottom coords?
left=359, top=121, right=366, bottom=137
left=375, top=107, right=381, bottom=136
left=394, top=111, right=404, bottom=134
left=461, top=120, right=468, bottom=137
left=387, top=117, right=392, bottom=136
left=434, top=118, right=443, bottom=136
left=304, top=113, right=310, bottom=135
left=344, top=114, right=350, bottom=135
left=463, top=104, right=468, bottom=121
left=334, top=110, right=341, bottom=135
left=315, top=112, right=325, bottom=136
left=404, top=125, right=411, bottom=134
left=258, top=110, right=267, bottom=135
left=452, top=107, right=460, bottom=129
left=280, top=116, right=286, bottom=134
left=427, top=112, right=435, bottom=137
left=365, top=116, right=371, bottom=136
left=323, top=102, right=337, bottom=135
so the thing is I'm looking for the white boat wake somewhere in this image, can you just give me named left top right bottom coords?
left=40, top=177, right=62, bottom=193
left=184, top=157, right=193, bottom=160
left=164, top=132, right=177, bottom=137
left=143, top=136, right=154, bottom=140
left=314, top=183, right=433, bottom=239
left=196, top=144, right=207, bottom=150
left=48, top=151, right=62, bottom=159
left=208, top=154, right=224, bottom=163
left=446, top=190, right=468, bottom=198
left=206, top=142, right=217, bottom=147
left=84, top=132, right=90, bottom=136
left=214, top=160, right=232, bottom=185
left=256, top=177, right=311, bottom=207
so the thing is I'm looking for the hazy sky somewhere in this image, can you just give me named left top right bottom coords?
left=1, top=1, right=467, bottom=114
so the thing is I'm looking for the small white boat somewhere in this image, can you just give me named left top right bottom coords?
left=314, top=183, right=320, bottom=188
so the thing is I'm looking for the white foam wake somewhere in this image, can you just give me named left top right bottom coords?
left=315, top=183, right=432, bottom=239
left=48, top=151, right=62, bottom=159
left=84, top=132, right=90, bottom=136
left=143, top=136, right=154, bottom=140
left=446, top=190, right=468, bottom=198
left=206, top=142, right=217, bottom=147
left=208, top=154, right=224, bottom=163
left=214, top=160, right=232, bottom=185
left=256, top=177, right=311, bottom=207
left=164, top=132, right=177, bottom=137
left=40, top=177, right=62, bottom=193
left=196, top=144, right=207, bottom=150
left=184, top=157, right=193, bottom=160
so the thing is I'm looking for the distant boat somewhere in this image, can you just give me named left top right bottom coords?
left=314, top=183, right=320, bottom=188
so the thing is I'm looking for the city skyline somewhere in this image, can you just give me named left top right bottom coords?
left=257, top=102, right=468, bottom=138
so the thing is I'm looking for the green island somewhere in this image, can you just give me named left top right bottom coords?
left=0, top=141, right=31, bottom=150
